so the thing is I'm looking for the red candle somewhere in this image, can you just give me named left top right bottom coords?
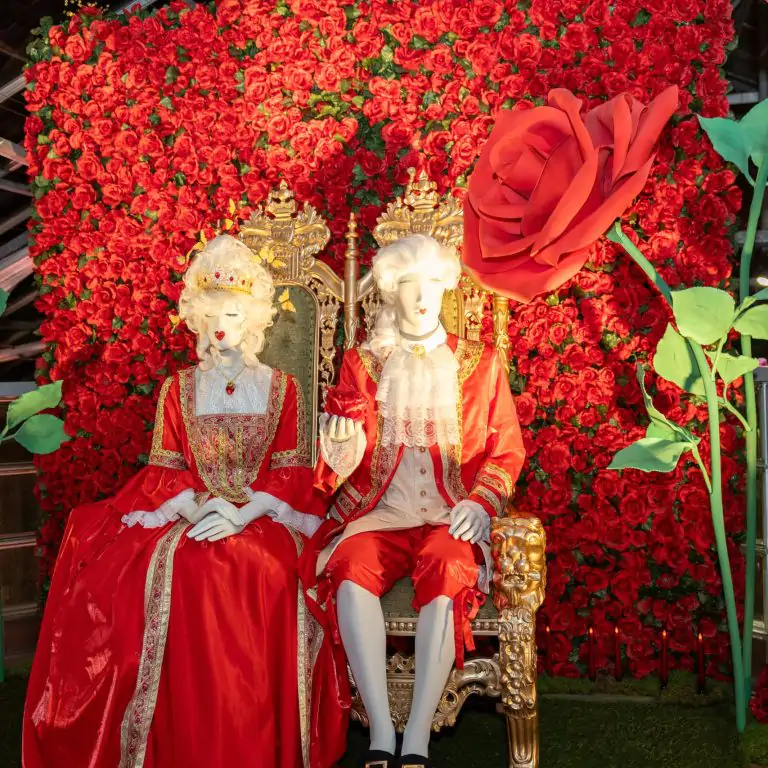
left=588, top=626, right=596, bottom=681
left=614, top=626, right=622, bottom=681
left=544, top=624, right=551, bottom=675
left=660, top=628, right=668, bottom=688
left=697, top=632, right=705, bottom=693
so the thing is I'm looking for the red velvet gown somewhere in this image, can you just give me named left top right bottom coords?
left=23, top=367, right=347, bottom=768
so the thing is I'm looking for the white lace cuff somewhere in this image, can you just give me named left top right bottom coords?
left=319, top=428, right=366, bottom=479
left=243, top=489, right=322, bottom=538
left=122, top=488, right=197, bottom=529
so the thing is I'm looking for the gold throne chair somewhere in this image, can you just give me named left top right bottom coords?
left=342, top=170, right=547, bottom=768
left=238, top=176, right=546, bottom=768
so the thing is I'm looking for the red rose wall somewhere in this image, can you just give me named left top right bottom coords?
left=24, top=0, right=743, bottom=679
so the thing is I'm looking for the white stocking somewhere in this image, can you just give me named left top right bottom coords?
left=337, top=580, right=396, bottom=754
left=402, top=595, right=456, bottom=757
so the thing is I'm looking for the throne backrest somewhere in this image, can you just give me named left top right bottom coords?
left=237, top=183, right=343, bottom=463
left=345, top=169, right=511, bottom=367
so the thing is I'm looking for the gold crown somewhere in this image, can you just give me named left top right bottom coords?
left=197, top=270, right=253, bottom=295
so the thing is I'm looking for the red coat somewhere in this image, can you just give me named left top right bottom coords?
left=303, top=333, right=525, bottom=591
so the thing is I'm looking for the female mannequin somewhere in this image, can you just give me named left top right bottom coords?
left=23, top=235, right=346, bottom=768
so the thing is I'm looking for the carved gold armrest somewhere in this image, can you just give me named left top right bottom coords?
left=491, top=515, right=546, bottom=768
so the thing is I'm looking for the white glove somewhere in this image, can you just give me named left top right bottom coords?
left=187, top=512, right=245, bottom=542
left=186, top=497, right=270, bottom=541
left=318, top=413, right=366, bottom=478
left=448, top=500, right=490, bottom=544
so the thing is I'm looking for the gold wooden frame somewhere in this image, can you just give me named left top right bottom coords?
left=238, top=183, right=343, bottom=461
left=341, top=170, right=545, bottom=768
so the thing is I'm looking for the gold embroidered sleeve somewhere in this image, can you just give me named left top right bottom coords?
left=270, top=378, right=312, bottom=470
left=148, top=377, right=188, bottom=471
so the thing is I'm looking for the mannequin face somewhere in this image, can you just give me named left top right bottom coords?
left=203, top=294, right=247, bottom=353
left=394, top=272, right=445, bottom=336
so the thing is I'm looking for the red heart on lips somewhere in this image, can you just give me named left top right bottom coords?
left=215, top=331, right=225, bottom=341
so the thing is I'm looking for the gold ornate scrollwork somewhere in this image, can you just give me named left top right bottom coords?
left=491, top=516, right=546, bottom=768
left=238, top=182, right=343, bottom=411
left=492, top=295, right=511, bottom=374
left=350, top=652, right=504, bottom=735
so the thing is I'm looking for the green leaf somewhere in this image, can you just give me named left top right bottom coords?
left=13, top=414, right=69, bottom=455
left=698, top=116, right=754, bottom=183
left=739, top=98, right=768, bottom=168
left=735, top=304, right=768, bottom=339
left=0, top=287, right=9, bottom=317
left=740, top=286, right=768, bottom=309
left=608, top=437, right=691, bottom=473
left=654, top=324, right=705, bottom=395
left=706, top=350, right=759, bottom=385
left=6, top=381, right=63, bottom=430
left=671, top=286, right=735, bottom=345
left=635, top=364, right=696, bottom=442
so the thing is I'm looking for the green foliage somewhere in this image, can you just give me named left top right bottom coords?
left=707, top=350, right=759, bottom=385
left=671, top=286, right=735, bottom=345
left=13, top=414, right=69, bottom=455
left=0, top=288, right=8, bottom=318
left=654, top=324, right=705, bottom=396
left=699, top=98, right=768, bottom=185
left=734, top=303, right=768, bottom=339
left=608, top=437, right=691, bottom=473
left=6, top=381, right=63, bottom=430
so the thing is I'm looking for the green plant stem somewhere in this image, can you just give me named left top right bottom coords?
left=739, top=159, right=768, bottom=702
left=710, top=337, right=727, bottom=381
left=611, top=221, right=746, bottom=732
left=690, top=443, right=713, bottom=493
left=720, top=394, right=752, bottom=434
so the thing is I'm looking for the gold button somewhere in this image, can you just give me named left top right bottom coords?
left=420, top=490, right=427, bottom=498
left=420, top=467, right=427, bottom=475
left=419, top=447, right=426, bottom=453
left=420, top=507, right=427, bottom=514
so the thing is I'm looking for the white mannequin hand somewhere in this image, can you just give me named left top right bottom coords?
left=187, top=512, right=244, bottom=542
left=194, top=496, right=240, bottom=523
left=448, top=500, right=490, bottom=544
left=319, top=413, right=364, bottom=442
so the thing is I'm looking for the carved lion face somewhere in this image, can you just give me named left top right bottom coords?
left=491, top=520, right=546, bottom=607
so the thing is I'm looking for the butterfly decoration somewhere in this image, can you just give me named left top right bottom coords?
left=278, top=289, right=296, bottom=313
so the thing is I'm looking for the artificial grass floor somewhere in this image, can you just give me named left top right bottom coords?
left=0, top=673, right=745, bottom=768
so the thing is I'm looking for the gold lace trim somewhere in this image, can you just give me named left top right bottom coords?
left=484, top=462, right=515, bottom=496
left=119, top=522, right=187, bottom=768
left=474, top=485, right=504, bottom=516
left=148, top=376, right=187, bottom=471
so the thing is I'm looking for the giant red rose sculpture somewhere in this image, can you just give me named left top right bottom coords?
left=464, top=87, right=678, bottom=303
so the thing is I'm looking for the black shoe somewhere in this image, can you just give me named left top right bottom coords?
left=399, top=755, right=434, bottom=768
left=363, top=749, right=396, bottom=768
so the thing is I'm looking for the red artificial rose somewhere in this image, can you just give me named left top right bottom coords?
left=325, top=386, right=368, bottom=421
left=464, top=87, right=679, bottom=303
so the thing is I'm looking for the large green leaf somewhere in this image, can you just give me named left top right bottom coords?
left=608, top=437, right=691, bottom=473
left=740, top=98, right=768, bottom=168
left=13, top=414, right=69, bottom=455
left=0, top=288, right=8, bottom=317
left=734, top=304, right=768, bottom=339
left=654, top=324, right=705, bottom=396
left=6, top=381, right=63, bottom=430
left=706, top=350, right=760, bottom=385
left=671, top=287, right=735, bottom=345
left=699, top=115, right=754, bottom=183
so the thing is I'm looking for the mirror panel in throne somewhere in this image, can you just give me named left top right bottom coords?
left=238, top=184, right=343, bottom=462
left=344, top=170, right=546, bottom=768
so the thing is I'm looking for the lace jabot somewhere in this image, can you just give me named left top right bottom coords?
left=371, top=324, right=460, bottom=448
left=194, top=362, right=273, bottom=416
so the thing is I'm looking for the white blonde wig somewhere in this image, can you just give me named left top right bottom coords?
left=179, top=234, right=277, bottom=369
left=368, top=234, right=460, bottom=354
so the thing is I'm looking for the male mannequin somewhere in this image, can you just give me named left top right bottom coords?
left=307, top=234, right=525, bottom=768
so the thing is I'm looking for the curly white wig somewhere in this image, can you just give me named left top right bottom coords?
left=368, top=234, right=460, bottom=354
left=179, top=234, right=276, bottom=369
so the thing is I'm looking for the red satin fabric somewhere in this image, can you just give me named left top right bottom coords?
left=325, top=525, right=483, bottom=667
left=22, top=370, right=347, bottom=768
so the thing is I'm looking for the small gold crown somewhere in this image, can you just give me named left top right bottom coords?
left=197, top=270, right=253, bottom=295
